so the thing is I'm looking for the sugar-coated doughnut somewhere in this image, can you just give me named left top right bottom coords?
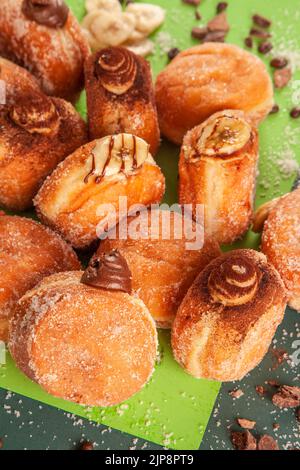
left=0, top=0, right=90, bottom=101
left=85, top=47, right=160, bottom=156
left=254, top=187, right=300, bottom=313
left=172, top=249, right=286, bottom=382
left=155, top=43, right=273, bottom=144
left=0, top=214, right=80, bottom=342
left=9, top=252, right=158, bottom=406
left=0, top=57, right=88, bottom=211
left=178, top=110, right=259, bottom=244
left=34, top=134, right=165, bottom=249
left=99, top=209, right=221, bottom=327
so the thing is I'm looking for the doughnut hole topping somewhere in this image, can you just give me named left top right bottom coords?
left=81, top=250, right=132, bottom=294
left=208, top=255, right=260, bottom=306
left=9, top=98, right=60, bottom=135
left=94, top=47, right=137, bottom=95
left=22, top=0, right=69, bottom=28
left=196, top=113, right=252, bottom=157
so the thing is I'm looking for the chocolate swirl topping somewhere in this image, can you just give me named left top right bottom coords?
left=22, top=0, right=69, bottom=28
left=95, top=47, right=138, bottom=95
left=81, top=250, right=132, bottom=294
left=208, top=255, right=261, bottom=307
left=9, top=97, right=60, bottom=135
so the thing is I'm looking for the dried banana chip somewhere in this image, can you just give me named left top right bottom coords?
left=86, top=0, right=122, bottom=14
left=126, top=3, right=165, bottom=35
left=125, top=38, right=155, bottom=57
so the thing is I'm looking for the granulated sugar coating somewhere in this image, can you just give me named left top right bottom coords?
left=8, top=271, right=158, bottom=408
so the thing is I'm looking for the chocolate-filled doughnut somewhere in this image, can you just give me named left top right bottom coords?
left=0, top=214, right=80, bottom=342
left=98, top=209, right=221, bottom=327
left=178, top=110, right=259, bottom=244
left=9, top=251, right=158, bottom=407
left=0, top=0, right=90, bottom=101
left=155, top=43, right=273, bottom=145
left=0, top=58, right=88, bottom=211
left=34, top=133, right=165, bottom=249
left=85, top=47, right=160, bottom=155
left=254, top=187, right=300, bottom=313
left=172, top=249, right=286, bottom=381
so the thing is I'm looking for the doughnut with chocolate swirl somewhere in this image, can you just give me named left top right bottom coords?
left=85, top=47, right=160, bottom=155
left=0, top=58, right=88, bottom=211
left=9, top=267, right=158, bottom=406
left=0, top=0, right=90, bottom=101
left=254, top=187, right=300, bottom=313
left=34, top=133, right=165, bottom=249
left=171, top=249, right=286, bottom=381
left=0, top=214, right=80, bottom=342
left=178, top=110, right=259, bottom=244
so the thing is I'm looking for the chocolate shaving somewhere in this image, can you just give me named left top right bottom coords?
left=253, top=14, right=272, bottom=28
left=250, top=28, right=272, bottom=39
left=237, top=418, right=256, bottom=430
left=81, top=250, right=132, bottom=294
left=257, top=435, right=279, bottom=450
left=22, top=0, right=69, bottom=28
left=217, top=2, right=228, bottom=13
left=191, top=27, right=208, bottom=40
left=202, top=30, right=227, bottom=43
left=168, top=48, right=180, bottom=61
left=258, top=41, right=273, bottom=54
left=270, top=57, right=288, bottom=69
left=244, top=37, right=253, bottom=48
left=231, top=430, right=257, bottom=450
left=269, top=104, right=279, bottom=114
left=290, top=107, right=300, bottom=119
left=272, top=385, right=300, bottom=408
left=274, top=68, right=292, bottom=89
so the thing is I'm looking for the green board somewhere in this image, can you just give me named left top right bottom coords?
left=0, top=0, right=299, bottom=451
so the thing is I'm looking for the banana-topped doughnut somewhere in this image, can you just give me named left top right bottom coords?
left=0, top=58, right=88, bottom=211
left=85, top=47, right=160, bottom=155
left=0, top=0, right=90, bottom=101
left=155, top=43, right=273, bottom=145
left=178, top=110, right=259, bottom=244
left=172, top=249, right=286, bottom=382
left=0, top=214, right=80, bottom=342
left=9, top=251, right=158, bottom=406
left=34, top=133, right=165, bottom=249
left=253, top=187, right=300, bottom=312
left=98, top=209, right=221, bottom=328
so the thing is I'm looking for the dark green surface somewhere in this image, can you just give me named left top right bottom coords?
left=1, top=307, right=299, bottom=450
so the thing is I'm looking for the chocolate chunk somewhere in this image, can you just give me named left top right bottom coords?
left=257, top=435, right=279, bottom=450
left=217, top=2, right=228, bottom=13
left=207, top=12, right=230, bottom=32
left=272, top=385, right=300, bottom=408
left=250, top=28, right=272, bottom=39
left=81, top=250, right=132, bottom=294
left=237, top=418, right=256, bottom=430
left=244, top=37, right=253, bottom=48
left=231, top=430, right=257, bottom=450
left=253, top=14, right=272, bottom=28
left=168, top=48, right=180, bottom=61
left=183, top=0, right=201, bottom=5
left=258, top=41, right=273, bottom=54
left=269, top=104, right=279, bottom=114
left=290, top=107, right=300, bottom=119
left=270, top=57, right=288, bottom=69
left=191, top=26, right=208, bottom=40
left=22, top=0, right=69, bottom=28
left=79, top=441, right=94, bottom=451
left=202, top=30, right=226, bottom=43
left=274, top=68, right=292, bottom=89
left=256, top=385, right=267, bottom=396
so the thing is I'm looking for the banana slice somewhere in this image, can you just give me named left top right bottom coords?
left=87, top=11, right=136, bottom=49
left=197, top=113, right=252, bottom=157
left=126, top=3, right=166, bottom=35
left=125, top=38, right=155, bottom=57
left=85, top=0, right=122, bottom=14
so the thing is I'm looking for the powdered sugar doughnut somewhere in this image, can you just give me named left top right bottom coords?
left=0, top=214, right=80, bottom=341
left=9, top=255, right=158, bottom=406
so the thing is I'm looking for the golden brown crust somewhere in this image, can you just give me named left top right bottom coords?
left=155, top=43, right=273, bottom=144
left=171, top=249, right=286, bottom=381
left=85, top=47, right=160, bottom=155
left=261, top=188, right=300, bottom=312
left=0, top=0, right=90, bottom=101
left=98, top=209, right=221, bottom=327
left=0, top=58, right=88, bottom=211
left=0, top=214, right=80, bottom=342
left=8, top=271, right=158, bottom=407
left=178, top=110, right=259, bottom=244
left=34, top=134, right=165, bottom=249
